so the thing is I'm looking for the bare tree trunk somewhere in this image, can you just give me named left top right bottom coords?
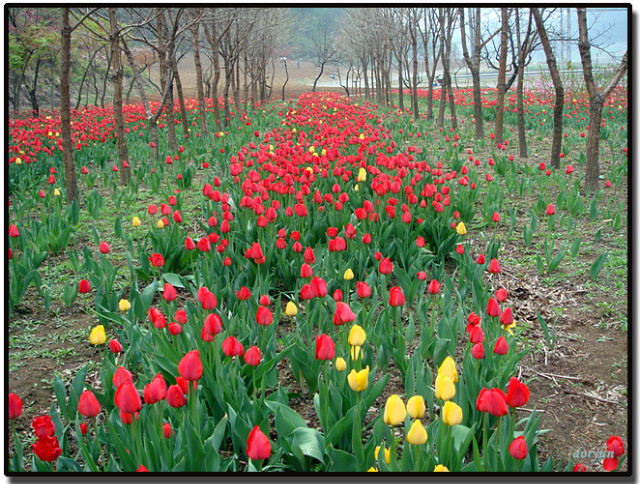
left=204, top=23, right=222, bottom=129
left=100, top=51, right=111, bottom=108
left=411, top=23, right=419, bottom=120
left=494, top=8, right=510, bottom=145
left=26, top=59, right=41, bottom=117
left=397, top=55, right=404, bottom=111
left=576, top=8, right=628, bottom=194
left=171, top=53, right=190, bottom=141
left=282, top=59, right=289, bottom=101
left=61, top=8, right=79, bottom=203
left=192, top=23, right=208, bottom=136
left=532, top=8, right=564, bottom=169
left=109, top=7, right=130, bottom=185
left=459, top=8, right=485, bottom=139
left=515, top=9, right=528, bottom=158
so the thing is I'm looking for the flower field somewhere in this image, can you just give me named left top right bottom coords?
left=6, top=86, right=628, bottom=473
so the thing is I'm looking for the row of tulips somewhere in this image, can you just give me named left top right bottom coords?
left=8, top=87, right=626, bottom=472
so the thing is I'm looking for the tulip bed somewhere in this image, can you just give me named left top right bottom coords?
left=7, top=86, right=628, bottom=473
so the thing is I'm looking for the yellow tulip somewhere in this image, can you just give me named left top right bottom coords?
left=347, top=366, right=369, bottom=392
left=321, top=149, right=326, bottom=156
left=442, top=401, right=463, bottom=426
left=285, top=301, right=298, bottom=316
left=407, top=420, right=428, bottom=445
left=350, top=345, right=363, bottom=361
left=434, top=464, right=450, bottom=472
left=53, top=188, right=60, bottom=196
left=343, top=268, right=354, bottom=280
left=367, top=467, right=378, bottom=472
left=309, top=146, right=315, bottom=153
left=358, top=167, right=367, bottom=182
left=374, top=445, right=391, bottom=464
left=348, top=324, right=366, bottom=346
left=89, top=325, right=106, bottom=345
left=157, top=219, right=165, bottom=229
left=383, top=394, right=406, bottom=426
left=15, top=157, right=22, bottom=165
left=435, top=374, right=456, bottom=401
left=118, top=299, right=131, bottom=312
left=438, top=356, right=458, bottom=383
left=335, top=357, right=347, bottom=372
left=354, top=184, right=359, bottom=192
left=359, top=133, right=365, bottom=140
left=132, top=216, right=141, bottom=227
left=406, top=395, right=426, bottom=419
left=456, top=222, right=467, bottom=236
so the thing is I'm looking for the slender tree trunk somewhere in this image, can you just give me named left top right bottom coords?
left=192, top=23, right=208, bottom=136
left=75, top=51, right=98, bottom=110
left=282, top=59, right=289, bottom=101
left=171, top=54, right=190, bottom=141
left=532, top=8, right=564, bottom=169
left=515, top=9, right=528, bottom=158
left=397, top=55, right=404, bottom=111
left=60, top=8, right=79, bottom=203
left=27, top=59, right=41, bottom=117
left=204, top=23, right=222, bottom=128
left=494, top=8, right=510, bottom=145
left=100, top=51, right=111, bottom=108
left=313, top=62, right=325, bottom=92
left=576, top=8, right=627, bottom=194
left=109, top=7, right=130, bottom=185
left=411, top=26, right=419, bottom=120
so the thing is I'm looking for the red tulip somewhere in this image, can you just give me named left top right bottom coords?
left=148, top=204, right=158, bottom=215
left=603, top=457, right=618, bottom=471
left=114, top=381, right=142, bottom=414
left=300, top=284, right=314, bottom=300
left=379, top=257, right=394, bottom=275
left=112, top=366, right=133, bottom=388
left=469, top=325, right=484, bottom=344
left=222, top=336, right=245, bottom=357
left=178, top=350, right=203, bottom=381
left=500, top=307, right=514, bottom=327
left=456, top=244, right=465, bottom=255
left=197, top=237, right=211, bottom=252
left=573, top=463, right=587, bottom=472
left=488, top=258, right=501, bottom=273
left=471, top=343, right=485, bottom=359
left=492, top=212, right=500, bottom=223
left=149, top=253, right=164, bottom=267
left=486, top=297, right=502, bottom=318
left=333, top=289, right=343, bottom=302
left=333, top=302, right=356, bottom=325
left=236, top=286, right=252, bottom=301
left=476, top=254, right=485, bottom=264
left=32, top=415, right=55, bottom=438
left=78, top=390, right=100, bottom=418
left=417, top=271, right=427, bottom=281
left=137, top=465, right=149, bottom=472
left=428, top=279, right=440, bottom=294
left=495, top=288, right=508, bottom=302
left=310, top=276, right=327, bottom=298
left=505, top=377, right=530, bottom=408
left=163, top=422, right=174, bottom=439
left=185, top=237, right=196, bottom=250
left=256, top=306, right=273, bottom=326
left=32, top=435, right=62, bottom=462
left=509, top=436, right=528, bottom=460
left=244, top=346, right=261, bottom=366
left=388, top=286, right=405, bottom=307
left=99, top=241, right=110, bottom=254
left=606, top=436, right=625, bottom=457
left=246, top=425, right=271, bottom=461
left=198, top=288, right=217, bottom=310
left=79, top=279, right=91, bottom=294
left=356, top=281, right=371, bottom=299
left=166, top=385, right=186, bottom=408
left=174, top=309, right=187, bottom=324
left=315, top=333, right=336, bottom=360
left=172, top=210, right=182, bottom=223
left=545, top=204, right=555, bottom=216
left=303, top=246, right=316, bottom=264
left=163, top=283, right=177, bottom=302
left=9, top=393, right=22, bottom=419
left=493, top=336, right=509, bottom=355
left=168, top=323, right=182, bottom=335
left=476, top=388, right=509, bottom=416
left=143, top=373, right=167, bottom=405
left=9, top=224, right=19, bottom=238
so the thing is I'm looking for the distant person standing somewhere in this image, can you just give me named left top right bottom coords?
left=297, top=61, right=300, bottom=69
